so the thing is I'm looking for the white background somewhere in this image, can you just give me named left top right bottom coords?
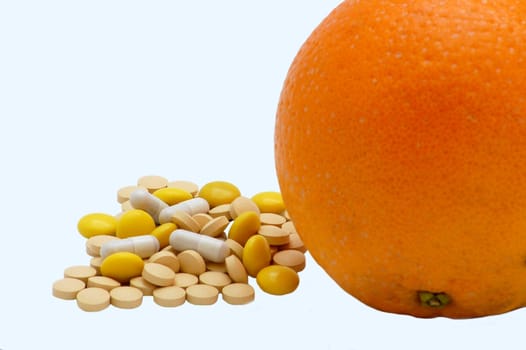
left=0, top=1, right=523, bottom=349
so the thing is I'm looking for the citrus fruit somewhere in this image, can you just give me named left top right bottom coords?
left=275, top=0, right=526, bottom=318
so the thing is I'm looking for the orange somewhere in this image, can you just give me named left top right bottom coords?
left=274, top=0, right=526, bottom=318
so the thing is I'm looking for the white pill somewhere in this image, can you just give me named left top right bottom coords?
left=158, top=198, right=210, bottom=224
left=169, top=229, right=230, bottom=263
left=100, top=235, right=160, bottom=259
left=129, top=188, right=168, bottom=224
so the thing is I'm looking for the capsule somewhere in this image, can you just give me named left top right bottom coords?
left=158, top=197, right=210, bottom=224
left=169, top=229, right=229, bottom=263
left=129, top=188, right=168, bottom=224
left=100, top=235, right=160, bottom=259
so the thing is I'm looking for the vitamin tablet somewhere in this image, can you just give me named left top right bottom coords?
left=256, top=265, right=299, bottom=295
left=198, top=181, right=241, bottom=208
left=258, top=225, right=290, bottom=246
left=251, top=192, right=286, bottom=214
left=149, top=251, right=180, bottom=272
left=76, top=287, right=110, bottom=312
left=167, top=180, right=199, bottom=196
left=110, top=286, right=143, bottom=309
left=259, top=213, right=287, bottom=227
left=130, top=277, right=156, bottom=296
left=200, top=215, right=229, bottom=237
left=170, top=229, right=230, bottom=263
left=129, top=188, right=168, bottom=224
left=222, top=283, right=255, bottom=305
left=228, top=211, right=260, bottom=246
left=229, top=196, right=260, bottom=219
left=243, top=235, right=271, bottom=277
left=52, top=278, right=86, bottom=300
left=272, top=249, right=306, bottom=272
left=100, top=235, right=159, bottom=259
left=225, top=239, right=244, bottom=259
left=192, top=213, right=213, bottom=228
left=150, top=222, right=177, bottom=249
left=206, top=261, right=227, bottom=273
left=199, top=271, right=232, bottom=292
left=142, top=262, right=176, bottom=287
left=86, top=235, right=119, bottom=257
left=137, top=175, right=168, bottom=193
left=100, top=252, right=145, bottom=283
left=158, top=197, right=210, bottom=224
left=281, top=221, right=297, bottom=234
left=153, top=187, right=193, bottom=206
left=153, top=286, right=186, bottom=307
left=171, top=211, right=201, bottom=232
left=186, top=284, right=219, bottom=305
left=225, top=255, right=248, bottom=283
left=174, top=273, right=199, bottom=288
left=115, top=209, right=156, bottom=238
left=208, top=203, right=232, bottom=220
left=117, top=185, right=144, bottom=203
left=87, top=276, right=121, bottom=291
left=90, top=256, right=104, bottom=274
left=177, top=250, right=207, bottom=275
left=120, top=200, right=134, bottom=212
left=77, top=213, right=117, bottom=238
left=281, top=233, right=307, bottom=253
left=64, top=265, right=97, bottom=283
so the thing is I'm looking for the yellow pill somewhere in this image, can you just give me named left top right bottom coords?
left=242, top=234, right=271, bottom=277
left=100, top=252, right=145, bottom=284
left=150, top=222, right=177, bottom=248
left=115, top=209, right=156, bottom=238
left=256, top=265, right=299, bottom=295
left=153, top=187, right=193, bottom=206
left=77, top=213, right=117, bottom=238
left=251, top=192, right=286, bottom=214
left=228, top=211, right=260, bottom=246
left=198, top=181, right=241, bottom=208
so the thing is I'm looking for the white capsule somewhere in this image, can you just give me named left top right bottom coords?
left=158, top=197, right=210, bottom=224
left=100, top=235, right=160, bottom=259
left=169, top=229, right=230, bottom=263
left=129, top=188, right=168, bottom=224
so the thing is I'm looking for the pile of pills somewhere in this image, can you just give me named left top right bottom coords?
left=52, top=176, right=307, bottom=311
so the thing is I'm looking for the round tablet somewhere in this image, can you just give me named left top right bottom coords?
left=76, top=287, right=110, bottom=312
left=142, top=262, right=176, bottom=287
left=206, top=261, right=227, bottom=273
left=177, top=250, right=206, bottom=275
left=130, top=277, right=156, bottom=296
left=200, top=216, right=229, bottom=237
left=225, top=239, right=243, bottom=260
left=173, top=273, right=199, bottom=288
left=90, top=256, right=104, bottom=274
left=208, top=204, right=232, bottom=220
left=199, top=271, right=232, bottom=292
left=225, top=255, right=248, bottom=283
left=117, top=185, right=144, bottom=203
left=260, top=213, right=287, bottom=226
left=137, top=175, right=168, bottom=193
left=86, top=235, right=119, bottom=257
left=272, top=249, right=306, bottom=272
left=149, top=251, right=180, bottom=272
left=229, top=196, right=260, bottom=219
left=110, top=286, right=143, bottom=309
left=281, top=232, right=306, bottom=253
left=64, top=265, right=97, bottom=283
left=281, top=221, right=297, bottom=234
left=222, top=283, right=255, bottom=305
left=52, top=278, right=86, bottom=300
left=186, top=284, right=219, bottom=305
left=171, top=211, right=201, bottom=233
left=167, top=180, right=199, bottom=197
left=257, top=225, right=290, bottom=246
left=192, top=213, right=213, bottom=228
left=153, top=286, right=186, bottom=307
left=87, top=276, right=121, bottom=291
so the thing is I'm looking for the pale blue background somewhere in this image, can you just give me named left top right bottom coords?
left=0, top=1, right=522, bottom=349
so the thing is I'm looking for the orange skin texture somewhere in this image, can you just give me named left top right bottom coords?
left=275, top=0, right=526, bottom=318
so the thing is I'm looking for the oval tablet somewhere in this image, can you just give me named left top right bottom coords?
left=171, top=211, right=201, bottom=232
left=76, top=287, right=110, bottom=312
left=251, top=191, right=286, bottom=214
left=243, top=235, right=271, bottom=277
left=225, top=255, right=248, bottom=283
left=52, top=278, right=86, bottom=300
left=77, top=213, right=117, bottom=238
left=177, top=250, right=206, bottom=275
left=256, top=265, right=299, bottom=295
left=115, top=209, right=156, bottom=238
left=64, top=265, right=97, bottom=283
left=208, top=204, right=232, bottom=220
left=222, top=283, right=255, bottom=305
left=110, top=286, right=143, bottom=309
left=174, top=273, right=199, bottom=288
left=87, top=276, right=121, bottom=291
left=258, top=225, right=290, bottom=246
left=153, top=286, right=186, bottom=307
left=149, top=251, right=180, bottom=272
left=199, top=271, right=232, bottom=292
left=142, top=263, right=176, bottom=287
left=167, top=180, right=199, bottom=196
left=153, top=187, right=193, bottom=206
left=228, top=211, right=260, bottom=246
left=200, top=215, right=229, bottom=237
left=186, top=284, right=219, bottom=305
left=100, top=252, right=144, bottom=283
left=229, top=196, right=260, bottom=219
left=259, top=213, right=287, bottom=226
left=198, top=181, right=240, bottom=208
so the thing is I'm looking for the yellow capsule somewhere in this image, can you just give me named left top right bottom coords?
left=100, top=252, right=144, bottom=284
left=116, top=209, right=156, bottom=238
left=198, top=181, right=241, bottom=208
left=228, top=211, right=260, bottom=246
left=77, top=213, right=117, bottom=238
left=242, top=235, right=271, bottom=277
left=251, top=192, right=286, bottom=214
left=256, top=265, right=299, bottom=295
left=152, top=187, right=193, bottom=206
left=150, top=222, right=177, bottom=248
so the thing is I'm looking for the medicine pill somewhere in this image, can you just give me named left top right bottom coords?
left=200, top=215, right=229, bottom=237
left=171, top=211, right=201, bottom=232
left=76, top=287, right=111, bottom=312
left=225, top=255, right=248, bottom=283
left=208, top=203, right=232, bottom=219
left=130, top=277, right=156, bottom=296
left=243, top=235, right=271, bottom=277
left=64, top=265, right=97, bottom=283
left=100, top=235, right=159, bottom=259
left=192, top=213, right=213, bottom=228
left=53, top=278, right=86, bottom=300
left=186, top=284, right=219, bottom=305
left=173, top=273, right=199, bottom=288
left=150, top=222, right=177, bottom=249
left=258, top=225, right=290, bottom=246
left=177, top=250, right=206, bottom=275
left=251, top=192, right=286, bottom=214
left=260, top=213, right=287, bottom=226
left=87, top=276, right=121, bottom=291
left=129, top=188, right=168, bottom=224
left=77, top=213, right=117, bottom=238
left=86, top=235, right=119, bottom=257
left=222, top=283, right=255, bottom=305
left=281, top=233, right=306, bottom=253
left=142, top=262, right=176, bottom=287
left=272, top=249, right=306, bottom=272
left=153, top=286, right=186, bottom=307
left=100, top=252, right=144, bottom=283
left=170, top=229, right=230, bottom=263
left=137, top=175, right=168, bottom=193
left=229, top=196, right=260, bottom=219
left=225, top=239, right=244, bottom=260
left=110, top=286, right=143, bottom=309
left=158, top=197, right=210, bottom=224
left=256, top=265, right=299, bottom=295
left=167, top=180, right=199, bottom=196
left=117, top=185, right=144, bottom=203
left=199, top=271, right=232, bottom=292
left=228, top=211, right=260, bottom=246
left=115, top=209, right=156, bottom=238
left=153, top=187, right=193, bottom=206
left=149, top=251, right=180, bottom=272
left=198, top=181, right=241, bottom=208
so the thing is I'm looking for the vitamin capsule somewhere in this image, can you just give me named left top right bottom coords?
left=129, top=188, right=168, bottom=224
left=251, top=192, right=286, bottom=214
left=256, top=265, right=299, bottom=295
left=198, top=181, right=241, bottom=208
left=100, top=252, right=144, bottom=283
left=158, top=197, right=210, bottom=224
left=100, top=235, right=160, bottom=259
left=169, top=229, right=230, bottom=263
left=115, top=209, right=156, bottom=238
left=77, top=213, right=117, bottom=238
left=153, top=187, right=193, bottom=206
left=242, top=235, right=271, bottom=277
left=228, top=211, right=260, bottom=246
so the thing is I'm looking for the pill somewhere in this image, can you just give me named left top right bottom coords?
left=192, top=213, right=214, bottom=228
left=100, top=252, right=145, bottom=283
left=153, top=187, right=193, bottom=206
left=52, top=278, right=86, bottom=300
left=251, top=191, right=286, bottom=214
left=177, top=250, right=207, bottom=275
left=206, top=261, right=227, bottom=273
left=243, top=235, right=271, bottom=277
left=281, top=233, right=307, bottom=253
left=228, top=211, right=260, bottom=246
left=90, top=256, right=104, bottom=274
left=100, top=235, right=159, bottom=259
left=260, top=213, right=287, bottom=226
left=225, top=255, right=248, bottom=283
left=256, top=265, right=299, bottom=295
left=117, top=185, right=144, bottom=203
left=167, top=180, right=199, bottom=196
left=199, top=271, right=232, bottom=292
left=222, top=283, right=255, bottom=305
left=76, top=287, right=110, bottom=312
left=150, top=222, right=177, bottom=249
left=171, top=211, right=201, bottom=232
left=64, top=265, right=97, bottom=283
left=129, top=188, right=168, bottom=224
left=208, top=204, right=232, bottom=220
left=158, top=197, right=210, bottom=224
left=186, top=284, right=219, bottom=305
left=86, top=276, right=121, bottom=291
left=281, top=221, right=297, bottom=234
left=229, top=196, right=260, bottom=219
left=153, top=286, right=186, bottom=307
left=170, top=229, right=230, bottom=263
left=282, top=210, right=292, bottom=221
left=142, top=262, right=176, bottom=287
left=77, top=213, right=117, bottom=238
left=110, top=286, right=143, bottom=309
left=130, top=277, right=156, bottom=296
left=272, top=249, right=306, bottom=272
left=115, top=209, right=156, bottom=238
left=198, top=181, right=241, bottom=208
left=149, top=251, right=180, bottom=272
left=86, top=235, right=119, bottom=257
left=174, top=273, right=199, bottom=288
left=200, top=215, right=229, bottom=237
left=137, top=175, right=168, bottom=193
left=258, top=225, right=290, bottom=246
left=120, top=200, right=134, bottom=212
left=225, top=239, right=244, bottom=260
